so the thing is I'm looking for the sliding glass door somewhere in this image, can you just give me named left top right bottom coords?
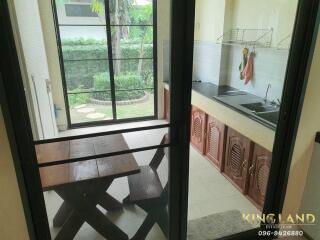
left=53, top=0, right=156, bottom=126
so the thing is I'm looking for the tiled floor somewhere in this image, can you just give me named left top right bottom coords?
left=44, top=123, right=260, bottom=239
left=188, top=147, right=261, bottom=221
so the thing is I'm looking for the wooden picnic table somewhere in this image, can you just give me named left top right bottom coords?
left=35, top=133, right=140, bottom=240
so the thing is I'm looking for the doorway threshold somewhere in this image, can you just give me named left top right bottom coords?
left=59, top=119, right=168, bottom=138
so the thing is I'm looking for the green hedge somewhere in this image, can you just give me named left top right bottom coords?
left=68, top=92, right=91, bottom=107
left=92, top=72, right=145, bottom=101
left=68, top=72, right=146, bottom=107
left=62, top=39, right=153, bottom=90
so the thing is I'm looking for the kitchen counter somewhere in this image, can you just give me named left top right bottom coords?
left=192, top=82, right=279, bottom=130
left=162, top=81, right=276, bottom=150
left=190, top=82, right=276, bottom=151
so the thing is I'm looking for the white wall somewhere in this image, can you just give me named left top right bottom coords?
left=194, top=0, right=226, bottom=42
left=299, top=142, right=320, bottom=238
left=38, top=0, right=68, bottom=130
left=230, top=0, right=298, bottom=47
left=11, top=0, right=58, bottom=139
left=282, top=30, right=320, bottom=221
left=0, top=108, right=30, bottom=240
left=222, top=46, right=290, bottom=100
left=193, top=0, right=227, bottom=85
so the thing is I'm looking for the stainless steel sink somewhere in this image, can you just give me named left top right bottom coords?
left=256, top=111, right=280, bottom=125
left=218, top=90, right=248, bottom=96
left=241, top=102, right=278, bottom=113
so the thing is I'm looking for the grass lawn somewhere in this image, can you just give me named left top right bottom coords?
left=70, top=95, right=154, bottom=124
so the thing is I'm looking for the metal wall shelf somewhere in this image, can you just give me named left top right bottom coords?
left=217, top=28, right=273, bottom=48
left=276, top=34, right=292, bottom=50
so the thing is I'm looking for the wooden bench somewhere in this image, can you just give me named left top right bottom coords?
left=123, top=134, right=169, bottom=239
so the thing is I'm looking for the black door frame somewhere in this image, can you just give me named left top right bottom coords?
left=52, top=0, right=159, bottom=128
left=0, top=0, right=319, bottom=240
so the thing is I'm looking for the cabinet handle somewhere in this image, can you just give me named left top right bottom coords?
left=249, top=164, right=255, bottom=176
left=242, top=159, right=247, bottom=170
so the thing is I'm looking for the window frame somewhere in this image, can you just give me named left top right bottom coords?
left=52, top=0, right=158, bottom=128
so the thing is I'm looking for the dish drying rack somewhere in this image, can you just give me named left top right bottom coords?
left=217, top=28, right=273, bottom=48
left=276, top=34, right=292, bottom=50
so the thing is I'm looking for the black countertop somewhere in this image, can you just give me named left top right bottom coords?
left=192, top=82, right=279, bottom=131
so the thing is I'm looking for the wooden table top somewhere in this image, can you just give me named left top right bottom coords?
left=35, top=134, right=140, bottom=191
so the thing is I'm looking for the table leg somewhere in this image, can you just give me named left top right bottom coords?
left=55, top=210, right=84, bottom=240
left=98, top=192, right=123, bottom=210
left=53, top=201, right=73, bottom=228
left=133, top=201, right=168, bottom=239
left=53, top=179, right=121, bottom=228
left=154, top=208, right=169, bottom=238
left=56, top=185, right=128, bottom=240
left=84, top=180, right=122, bottom=211
left=131, top=214, right=155, bottom=240
left=123, top=194, right=131, bottom=204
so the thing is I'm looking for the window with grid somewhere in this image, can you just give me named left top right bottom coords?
left=54, top=0, right=156, bottom=125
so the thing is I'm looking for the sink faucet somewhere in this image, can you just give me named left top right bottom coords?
left=264, top=84, right=271, bottom=103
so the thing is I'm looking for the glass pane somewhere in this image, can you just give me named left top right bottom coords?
left=113, top=59, right=155, bottom=120
left=109, top=0, right=153, bottom=25
left=188, top=0, right=299, bottom=239
left=113, top=59, right=154, bottom=89
left=68, top=92, right=113, bottom=124
left=59, top=26, right=108, bottom=51
left=63, top=59, right=110, bottom=92
left=111, top=26, right=153, bottom=59
left=116, top=89, right=155, bottom=119
left=55, top=0, right=106, bottom=25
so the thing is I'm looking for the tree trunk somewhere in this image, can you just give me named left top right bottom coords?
left=138, top=13, right=153, bottom=77
left=138, top=27, right=148, bottom=74
left=112, top=0, right=121, bottom=75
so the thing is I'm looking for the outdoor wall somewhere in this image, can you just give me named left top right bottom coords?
left=0, top=108, right=29, bottom=240
left=282, top=30, right=320, bottom=219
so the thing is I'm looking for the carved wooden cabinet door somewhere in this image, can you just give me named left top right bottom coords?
left=224, top=128, right=253, bottom=193
left=190, top=106, right=207, bottom=154
left=164, top=88, right=170, bottom=121
left=247, top=144, right=272, bottom=209
left=205, top=116, right=226, bottom=171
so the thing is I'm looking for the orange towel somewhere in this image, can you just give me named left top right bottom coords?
left=243, top=52, right=254, bottom=84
